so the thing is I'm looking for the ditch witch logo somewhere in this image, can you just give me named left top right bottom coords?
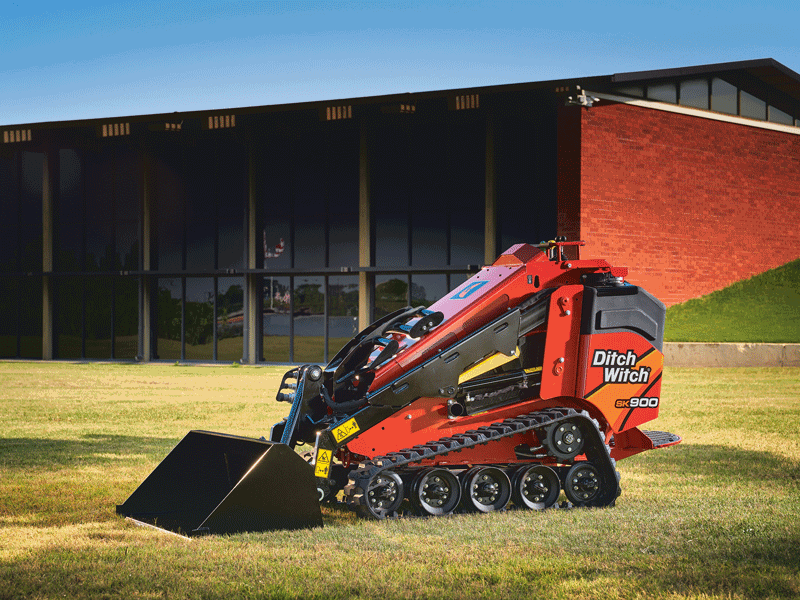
left=591, top=349, right=651, bottom=384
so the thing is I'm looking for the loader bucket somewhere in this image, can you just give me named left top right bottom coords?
left=116, top=430, right=323, bottom=536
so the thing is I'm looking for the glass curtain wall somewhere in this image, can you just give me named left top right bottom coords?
left=0, top=150, right=43, bottom=358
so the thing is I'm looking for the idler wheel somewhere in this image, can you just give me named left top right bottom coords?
left=545, top=420, right=585, bottom=461
left=362, top=471, right=404, bottom=519
left=511, top=465, right=560, bottom=510
left=460, top=466, right=511, bottom=513
left=564, top=462, right=602, bottom=506
left=411, top=468, right=461, bottom=516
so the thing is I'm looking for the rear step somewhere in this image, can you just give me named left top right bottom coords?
left=642, top=430, right=682, bottom=448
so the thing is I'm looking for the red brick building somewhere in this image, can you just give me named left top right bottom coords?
left=1, top=58, right=798, bottom=362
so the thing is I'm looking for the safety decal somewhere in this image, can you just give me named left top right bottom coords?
left=332, top=418, right=360, bottom=443
left=451, top=280, right=488, bottom=300
left=314, top=449, right=332, bottom=478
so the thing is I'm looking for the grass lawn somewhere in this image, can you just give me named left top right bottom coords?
left=0, top=362, right=798, bottom=599
left=665, top=258, right=800, bottom=343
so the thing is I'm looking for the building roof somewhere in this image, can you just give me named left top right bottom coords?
left=3, top=58, right=799, bottom=134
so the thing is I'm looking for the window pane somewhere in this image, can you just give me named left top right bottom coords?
left=59, top=149, right=82, bottom=222
left=155, top=152, right=185, bottom=272
left=375, top=275, right=408, bottom=320
left=115, top=149, right=140, bottom=222
left=115, top=277, right=138, bottom=359
left=56, top=278, right=83, bottom=359
left=615, top=86, right=643, bottom=97
left=262, top=221, right=290, bottom=270
left=647, top=83, right=677, bottom=103
left=375, top=216, right=408, bottom=267
left=217, top=277, right=244, bottom=361
left=19, top=276, right=42, bottom=359
left=185, top=220, right=215, bottom=272
left=20, top=151, right=43, bottom=227
left=0, top=226, right=19, bottom=273
left=116, top=220, right=139, bottom=271
left=293, top=276, right=325, bottom=363
left=679, top=79, right=708, bottom=109
left=19, top=225, right=42, bottom=273
left=768, top=105, right=794, bottom=125
left=85, top=277, right=111, bottom=359
left=0, top=278, right=19, bottom=357
left=85, top=221, right=113, bottom=272
left=411, top=275, right=447, bottom=308
left=328, top=216, right=357, bottom=269
left=156, top=278, right=181, bottom=360
left=711, top=78, right=737, bottom=115
left=294, top=220, right=326, bottom=269
left=185, top=278, right=214, bottom=360
left=740, top=90, right=766, bottom=120
left=56, top=223, right=83, bottom=272
left=263, top=275, right=290, bottom=362
left=0, top=153, right=19, bottom=219
left=328, top=275, right=358, bottom=357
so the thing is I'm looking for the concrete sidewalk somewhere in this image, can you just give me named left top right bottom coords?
left=664, top=342, right=800, bottom=367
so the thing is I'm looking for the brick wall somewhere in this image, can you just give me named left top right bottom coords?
left=565, top=102, right=800, bottom=306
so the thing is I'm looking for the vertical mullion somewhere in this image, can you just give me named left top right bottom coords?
left=213, top=276, right=218, bottom=362
left=181, top=277, right=186, bottom=361
left=323, top=275, right=329, bottom=364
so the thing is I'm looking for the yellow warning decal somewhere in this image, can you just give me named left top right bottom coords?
left=332, top=418, right=361, bottom=443
left=314, top=449, right=332, bottom=478
left=524, top=366, right=542, bottom=374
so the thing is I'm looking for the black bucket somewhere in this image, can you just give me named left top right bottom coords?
left=116, top=431, right=323, bottom=536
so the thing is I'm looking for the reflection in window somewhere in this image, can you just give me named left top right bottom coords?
left=156, top=278, right=182, bottom=360
left=411, top=275, right=447, bottom=308
left=679, top=79, right=709, bottom=109
left=263, top=275, right=290, bottom=362
left=375, top=275, right=409, bottom=320
left=328, top=276, right=358, bottom=357
left=740, top=90, right=766, bottom=120
left=647, top=83, right=677, bottom=103
left=217, top=277, right=244, bottom=361
left=294, top=276, right=325, bottom=363
left=262, top=222, right=290, bottom=270
left=711, top=78, right=737, bottom=115
left=184, top=278, right=214, bottom=360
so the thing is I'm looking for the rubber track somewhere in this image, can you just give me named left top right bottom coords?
left=344, top=408, right=621, bottom=517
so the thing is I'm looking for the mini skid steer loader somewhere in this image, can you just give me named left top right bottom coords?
left=117, top=240, right=680, bottom=535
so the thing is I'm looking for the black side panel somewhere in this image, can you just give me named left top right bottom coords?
left=581, top=286, right=666, bottom=351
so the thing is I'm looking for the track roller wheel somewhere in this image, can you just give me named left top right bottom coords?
left=460, top=467, right=511, bottom=513
left=361, top=470, right=404, bottom=519
left=545, top=420, right=584, bottom=461
left=564, top=462, right=602, bottom=506
left=410, top=468, right=461, bottom=516
left=511, top=465, right=560, bottom=510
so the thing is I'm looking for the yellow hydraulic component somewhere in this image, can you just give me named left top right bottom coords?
left=458, top=347, right=520, bottom=384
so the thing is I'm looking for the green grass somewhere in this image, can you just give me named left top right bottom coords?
left=665, top=258, right=800, bottom=343
left=1, top=362, right=799, bottom=599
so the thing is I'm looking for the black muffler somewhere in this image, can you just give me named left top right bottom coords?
left=116, top=431, right=323, bottom=536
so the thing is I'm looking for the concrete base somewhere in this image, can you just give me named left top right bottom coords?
left=664, top=342, right=800, bottom=367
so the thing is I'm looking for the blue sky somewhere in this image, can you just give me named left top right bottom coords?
left=3, top=0, right=799, bottom=126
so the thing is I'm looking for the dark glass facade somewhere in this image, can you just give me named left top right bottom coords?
left=0, top=89, right=566, bottom=363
